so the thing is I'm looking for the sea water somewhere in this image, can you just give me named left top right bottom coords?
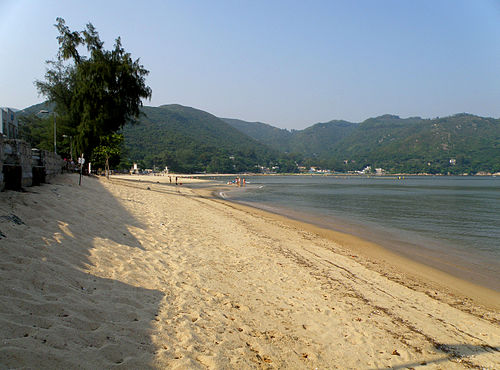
left=220, top=175, right=500, bottom=291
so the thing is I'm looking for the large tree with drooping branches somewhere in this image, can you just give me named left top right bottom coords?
left=36, top=17, right=152, bottom=164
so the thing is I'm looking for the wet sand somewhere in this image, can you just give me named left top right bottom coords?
left=220, top=196, right=500, bottom=295
left=0, top=173, right=498, bottom=368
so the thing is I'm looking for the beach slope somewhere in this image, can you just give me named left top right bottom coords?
left=0, top=174, right=498, bottom=369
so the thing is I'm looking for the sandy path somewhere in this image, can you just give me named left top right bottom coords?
left=0, top=174, right=498, bottom=369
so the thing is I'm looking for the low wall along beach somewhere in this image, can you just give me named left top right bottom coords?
left=0, top=137, right=63, bottom=191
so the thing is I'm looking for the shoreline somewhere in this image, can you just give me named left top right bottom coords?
left=1, top=173, right=499, bottom=368
left=116, top=173, right=500, bottom=310
left=230, top=200, right=500, bottom=311
left=191, top=172, right=500, bottom=178
left=197, top=185, right=500, bottom=312
left=226, top=196, right=500, bottom=294
left=113, top=174, right=500, bottom=311
left=113, top=173, right=500, bottom=315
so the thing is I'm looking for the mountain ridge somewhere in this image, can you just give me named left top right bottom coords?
left=17, top=102, right=500, bottom=174
left=121, top=104, right=282, bottom=173
left=223, top=111, right=500, bottom=174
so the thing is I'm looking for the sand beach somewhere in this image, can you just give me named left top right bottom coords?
left=0, top=173, right=499, bottom=369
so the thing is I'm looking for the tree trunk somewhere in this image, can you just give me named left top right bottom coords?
left=105, top=156, right=110, bottom=179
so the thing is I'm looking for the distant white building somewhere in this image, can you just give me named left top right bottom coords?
left=0, top=108, right=18, bottom=139
left=361, top=166, right=372, bottom=174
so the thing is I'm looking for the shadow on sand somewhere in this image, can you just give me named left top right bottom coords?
left=381, top=343, right=499, bottom=369
left=0, top=174, right=167, bottom=368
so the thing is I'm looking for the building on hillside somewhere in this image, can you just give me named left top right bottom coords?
left=0, top=108, right=18, bottom=139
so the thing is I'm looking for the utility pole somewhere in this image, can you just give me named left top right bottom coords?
left=53, top=113, right=57, bottom=154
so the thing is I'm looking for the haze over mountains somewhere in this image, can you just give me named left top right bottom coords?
left=18, top=103, right=500, bottom=174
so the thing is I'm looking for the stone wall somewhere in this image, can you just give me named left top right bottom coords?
left=3, top=140, right=32, bottom=188
left=42, top=150, right=64, bottom=178
left=0, top=139, right=63, bottom=191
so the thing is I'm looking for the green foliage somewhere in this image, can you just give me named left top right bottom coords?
left=227, top=114, right=500, bottom=174
left=221, top=118, right=293, bottom=152
left=20, top=99, right=500, bottom=175
left=335, top=114, right=500, bottom=174
left=122, top=105, right=281, bottom=173
left=275, top=158, right=299, bottom=173
left=90, top=133, right=124, bottom=169
left=35, top=18, right=151, bottom=160
left=17, top=114, right=53, bottom=151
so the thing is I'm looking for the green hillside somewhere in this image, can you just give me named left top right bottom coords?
left=343, top=114, right=500, bottom=174
left=222, top=118, right=358, bottom=157
left=220, top=118, right=293, bottom=152
left=18, top=102, right=500, bottom=174
left=288, top=120, right=357, bottom=158
left=17, top=102, right=54, bottom=115
left=224, top=114, right=500, bottom=174
left=122, top=105, right=280, bottom=173
left=328, top=115, right=428, bottom=171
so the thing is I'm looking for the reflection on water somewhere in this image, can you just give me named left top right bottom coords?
left=222, top=175, right=500, bottom=291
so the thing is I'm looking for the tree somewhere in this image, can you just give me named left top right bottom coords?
left=36, top=18, right=152, bottom=162
left=17, top=115, right=52, bottom=151
left=90, top=132, right=124, bottom=177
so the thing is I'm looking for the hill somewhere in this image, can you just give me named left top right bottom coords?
left=18, top=102, right=500, bottom=174
left=287, top=120, right=358, bottom=159
left=122, top=105, right=281, bottom=173
left=220, top=118, right=293, bottom=152
left=222, top=118, right=357, bottom=158
left=224, top=114, right=500, bottom=174
left=327, top=114, right=500, bottom=173
left=17, top=102, right=54, bottom=115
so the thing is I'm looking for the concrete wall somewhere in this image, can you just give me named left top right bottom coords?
left=0, top=139, right=63, bottom=191
left=42, top=150, right=64, bottom=178
left=3, top=140, right=32, bottom=188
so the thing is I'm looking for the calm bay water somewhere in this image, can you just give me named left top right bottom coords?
left=220, top=175, right=500, bottom=291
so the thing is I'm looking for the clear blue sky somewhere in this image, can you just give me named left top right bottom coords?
left=1, top=0, right=500, bottom=129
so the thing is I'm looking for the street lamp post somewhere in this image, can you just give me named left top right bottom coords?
left=38, top=110, right=57, bottom=154
left=53, top=113, right=56, bottom=154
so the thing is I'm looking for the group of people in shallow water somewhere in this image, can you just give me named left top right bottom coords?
left=227, top=177, right=246, bottom=187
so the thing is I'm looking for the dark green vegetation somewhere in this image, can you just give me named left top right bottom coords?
left=331, top=114, right=500, bottom=174
left=17, top=102, right=56, bottom=153
left=123, top=107, right=500, bottom=174
left=34, top=18, right=151, bottom=169
left=122, top=105, right=288, bottom=173
left=19, top=101, right=500, bottom=174
left=224, top=114, right=500, bottom=174
left=220, top=118, right=293, bottom=153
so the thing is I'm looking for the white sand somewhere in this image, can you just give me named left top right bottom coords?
left=0, top=173, right=498, bottom=369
